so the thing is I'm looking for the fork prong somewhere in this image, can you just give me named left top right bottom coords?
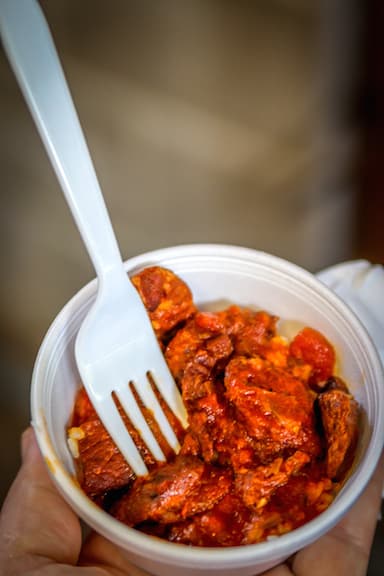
left=93, top=393, right=149, bottom=477
left=115, top=384, right=166, bottom=463
left=132, top=375, right=181, bottom=454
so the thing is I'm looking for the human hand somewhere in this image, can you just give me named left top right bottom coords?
left=0, top=427, right=150, bottom=575
left=1, top=428, right=383, bottom=576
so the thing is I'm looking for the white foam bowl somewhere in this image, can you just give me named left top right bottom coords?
left=31, top=244, right=384, bottom=576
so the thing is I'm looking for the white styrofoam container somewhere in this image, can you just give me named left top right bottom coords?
left=31, top=244, right=384, bottom=576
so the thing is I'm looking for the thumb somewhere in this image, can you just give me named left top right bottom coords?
left=0, top=427, right=82, bottom=573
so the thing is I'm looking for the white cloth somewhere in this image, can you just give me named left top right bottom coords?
left=316, top=260, right=384, bottom=367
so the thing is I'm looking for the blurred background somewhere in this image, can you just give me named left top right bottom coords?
left=0, top=0, right=383, bottom=571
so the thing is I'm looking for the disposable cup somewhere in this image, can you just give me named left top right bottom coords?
left=31, top=244, right=384, bottom=576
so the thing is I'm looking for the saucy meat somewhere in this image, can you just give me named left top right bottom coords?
left=113, top=455, right=232, bottom=526
left=68, top=266, right=360, bottom=547
left=131, top=265, right=196, bottom=340
left=318, top=389, right=359, bottom=479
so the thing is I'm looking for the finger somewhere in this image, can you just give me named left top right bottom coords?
left=22, top=565, right=114, bottom=576
left=261, top=565, right=293, bottom=575
left=291, top=451, right=384, bottom=576
left=0, top=427, right=82, bottom=574
left=79, top=532, right=153, bottom=576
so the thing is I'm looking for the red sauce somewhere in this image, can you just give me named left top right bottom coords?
left=68, top=266, right=359, bottom=546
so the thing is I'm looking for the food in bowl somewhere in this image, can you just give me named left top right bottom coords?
left=67, top=265, right=360, bottom=547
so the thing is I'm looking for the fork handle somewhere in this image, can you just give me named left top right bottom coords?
left=0, top=0, right=123, bottom=280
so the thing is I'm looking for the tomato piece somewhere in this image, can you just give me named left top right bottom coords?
left=290, top=327, right=335, bottom=384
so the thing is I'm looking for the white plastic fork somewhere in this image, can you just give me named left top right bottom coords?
left=0, top=0, right=188, bottom=476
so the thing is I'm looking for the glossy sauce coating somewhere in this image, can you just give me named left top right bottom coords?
left=68, top=266, right=360, bottom=546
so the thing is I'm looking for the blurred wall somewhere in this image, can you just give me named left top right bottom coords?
left=0, top=0, right=360, bottom=501
left=356, top=0, right=384, bottom=265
